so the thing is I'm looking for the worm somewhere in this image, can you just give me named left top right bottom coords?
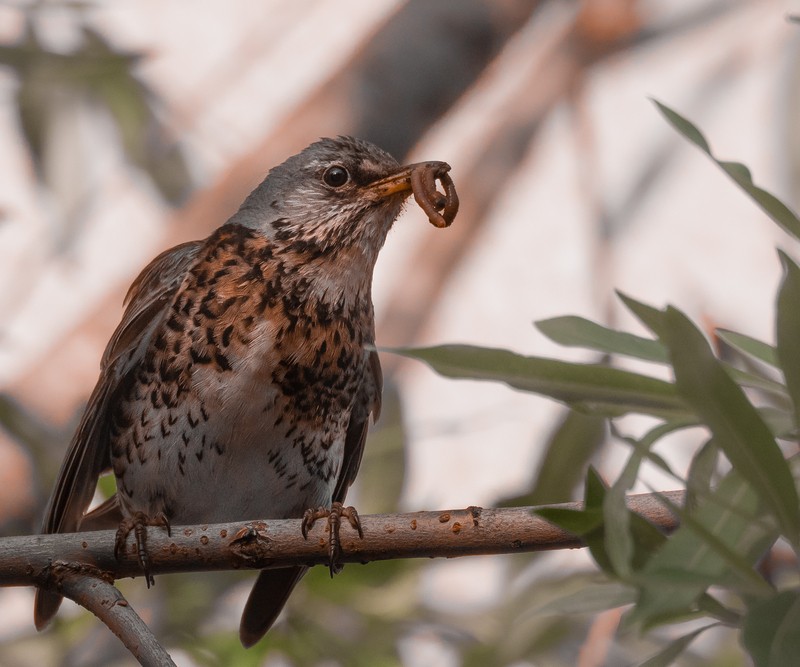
left=439, top=172, right=459, bottom=225
left=411, top=164, right=459, bottom=228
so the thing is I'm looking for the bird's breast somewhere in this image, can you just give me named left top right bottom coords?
left=110, top=227, right=377, bottom=524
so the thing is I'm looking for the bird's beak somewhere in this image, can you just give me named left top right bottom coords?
left=367, top=161, right=451, bottom=199
left=367, top=160, right=458, bottom=228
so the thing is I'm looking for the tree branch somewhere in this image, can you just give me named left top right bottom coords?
left=2, top=490, right=683, bottom=589
left=3, top=491, right=683, bottom=666
left=57, top=566, right=176, bottom=667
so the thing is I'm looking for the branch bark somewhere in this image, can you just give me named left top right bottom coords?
left=2, top=491, right=683, bottom=666
left=2, top=490, right=683, bottom=588
left=57, top=567, right=176, bottom=667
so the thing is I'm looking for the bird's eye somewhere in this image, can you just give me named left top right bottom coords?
left=323, top=165, right=349, bottom=188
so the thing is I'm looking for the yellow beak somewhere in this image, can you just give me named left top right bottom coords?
left=367, top=161, right=451, bottom=198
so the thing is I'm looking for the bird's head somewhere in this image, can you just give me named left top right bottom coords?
left=233, top=136, right=450, bottom=264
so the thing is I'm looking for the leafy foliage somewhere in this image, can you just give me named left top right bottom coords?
left=398, top=102, right=800, bottom=666
left=1, top=10, right=191, bottom=217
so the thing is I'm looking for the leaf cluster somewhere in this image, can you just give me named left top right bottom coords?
left=399, top=102, right=800, bottom=667
left=2, top=8, right=191, bottom=211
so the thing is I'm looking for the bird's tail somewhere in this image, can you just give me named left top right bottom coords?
left=239, top=565, right=307, bottom=647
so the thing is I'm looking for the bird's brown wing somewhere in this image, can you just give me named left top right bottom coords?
left=333, top=348, right=382, bottom=504
left=239, top=350, right=383, bottom=647
left=34, top=240, right=204, bottom=630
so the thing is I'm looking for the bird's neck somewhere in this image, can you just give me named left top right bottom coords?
left=269, top=245, right=378, bottom=351
left=283, top=245, right=376, bottom=303
left=211, top=224, right=377, bottom=321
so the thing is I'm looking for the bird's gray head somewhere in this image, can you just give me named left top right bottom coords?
left=232, top=136, right=416, bottom=262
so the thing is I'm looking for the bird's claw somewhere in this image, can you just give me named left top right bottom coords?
left=301, top=502, right=363, bottom=576
left=114, top=511, right=171, bottom=588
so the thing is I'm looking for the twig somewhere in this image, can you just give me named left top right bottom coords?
left=57, top=566, right=176, bottom=667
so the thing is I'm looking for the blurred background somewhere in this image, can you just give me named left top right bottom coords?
left=0, top=0, right=798, bottom=665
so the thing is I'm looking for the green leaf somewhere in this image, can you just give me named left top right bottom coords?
left=653, top=490, right=775, bottom=594
left=603, top=454, right=640, bottom=577
left=626, top=513, right=671, bottom=572
left=653, top=99, right=800, bottom=240
left=536, top=470, right=611, bottom=572
left=742, top=590, right=800, bottom=667
left=501, top=409, right=606, bottom=506
left=724, top=366, right=789, bottom=401
left=776, top=252, right=800, bottom=434
left=758, top=406, right=798, bottom=440
left=697, top=593, right=741, bottom=625
left=535, top=506, right=603, bottom=536
left=638, top=627, right=715, bottom=667
left=97, top=472, right=117, bottom=500
left=716, top=329, right=778, bottom=367
left=604, top=423, right=684, bottom=577
left=652, top=100, right=710, bottom=151
left=616, top=291, right=669, bottom=333
left=658, top=306, right=800, bottom=542
left=568, top=470, right=618, bottom=574
left=393, top=345, right=690, bottom=419
left=637, top=625, right=717, bottom=667
left=535, top=316, right=668, bottom=363
left=615, top=294, right=787, bottom=400
left=534, top=581, right=636, bottom=615
left=535, top=306, right=787, bottom=400
left=628, top=468, right=777, bottom=629
left=585, top=466, right=608, bottom=509
left=8, top=29, right=191, bottom=207
left=538, top=468, right=667, bottom=578
left=686, top=439, right=718, bottom=509
left=582, top=467, right=630, bottom=577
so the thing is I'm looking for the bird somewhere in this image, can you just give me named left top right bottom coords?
left=33, top=136, right=457, bottom=648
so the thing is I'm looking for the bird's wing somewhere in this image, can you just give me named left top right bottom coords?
left=34, top=240, right=203, bottom=630
left=41, top=240, right=203, bottom=536
left=333, top=348, right=382, bottom=504
left=103, top=241, right=205, bottom=370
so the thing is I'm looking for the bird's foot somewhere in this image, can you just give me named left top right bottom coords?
left=114, top=511, right=171, bottom=588
left=301, top=502, right=363, bottom=576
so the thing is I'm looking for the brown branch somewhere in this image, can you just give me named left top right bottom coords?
left=57, top=566, right=176, bottom=667
left=3, top=491, right=682, bottom=667
left=1, top=490, right=683, bottom=589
